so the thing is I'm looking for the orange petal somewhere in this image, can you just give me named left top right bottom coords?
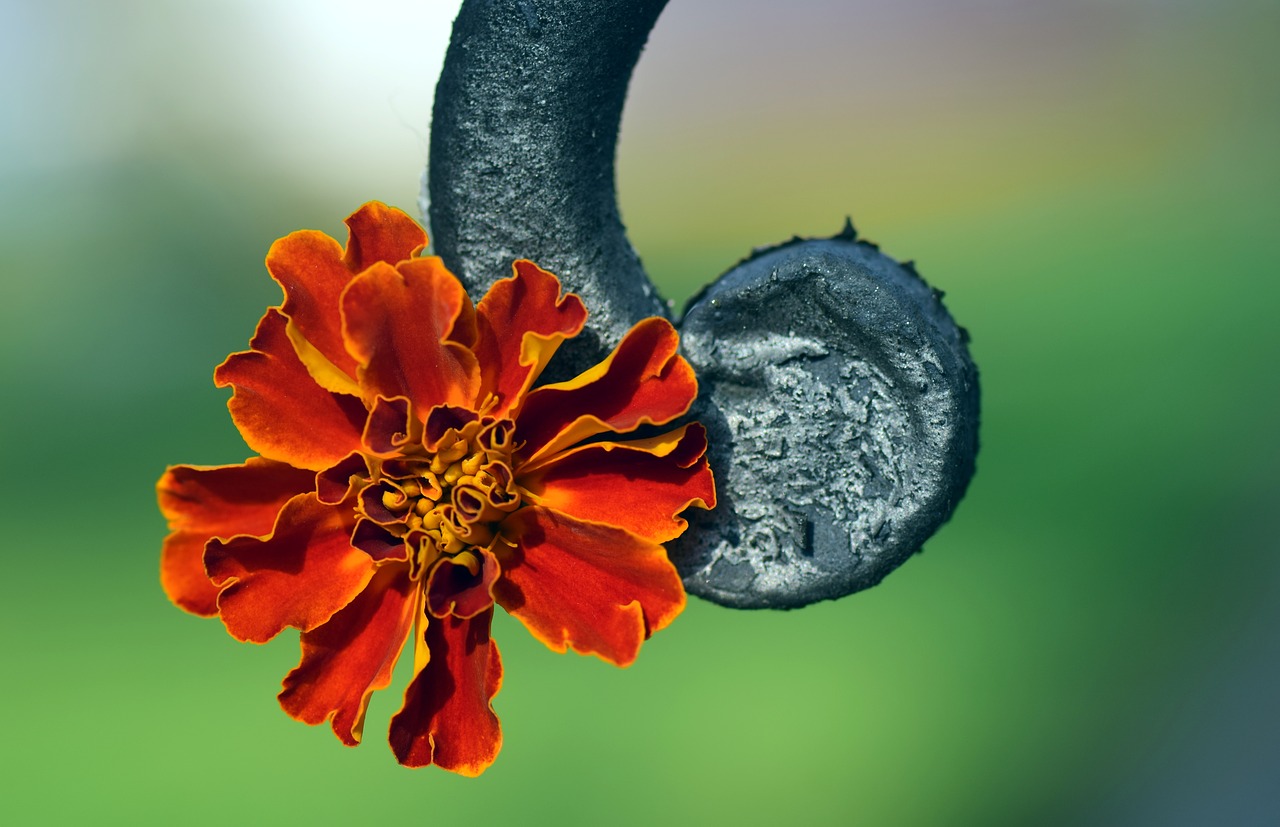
left=267, top=230, right=361, bottom=382
left=473, top=260, right=586, bottom=417
left=341, top=259, right=481, bottom=415
left=389, top=609, right=503, bottom=775
left=278, top=563, right=419, bottom=746
left=267, top=203, right=427, bottom=387
left=425, top=549, right=500, bottom=620
left=494, top=507, right=686, bottom=667
left=341, top=201, right=428, bottom=273
left=158, top=459, right=316, bottom=616
left=361, top=396, right=418, bottom=456
left=215, top=309, right=368, bottom=471
left=520, top=423, right=716, bottom=543
left=514, top=317, right=697, bottom=466
left=316, top=452, right=370, bottom=505
left=206, top=494, right=375, bottom=643
left=350, top=518, right=412, bottom=563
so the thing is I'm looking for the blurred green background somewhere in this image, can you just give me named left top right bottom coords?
left=3, top=0, right=1277, bottom=824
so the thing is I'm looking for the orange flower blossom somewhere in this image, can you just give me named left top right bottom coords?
left=158, top=202, right=715, bottom=775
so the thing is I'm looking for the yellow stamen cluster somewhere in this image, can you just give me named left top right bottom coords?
left=359, top=416, right=521, bottom=578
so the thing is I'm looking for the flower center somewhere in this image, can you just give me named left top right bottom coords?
left=356, top=416, right=521, bottom=578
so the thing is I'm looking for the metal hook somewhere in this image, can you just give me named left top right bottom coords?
left=426, top=0, right=979, bottom=608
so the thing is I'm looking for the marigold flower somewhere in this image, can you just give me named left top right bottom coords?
left=158, top=202, right=715, bottom=775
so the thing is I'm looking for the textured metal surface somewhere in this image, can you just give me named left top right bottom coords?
left=427, top=0, right=980, bottom=608
left=671, top=228, right=979, bottom=608
left=427, top=0, right=671, bottom=377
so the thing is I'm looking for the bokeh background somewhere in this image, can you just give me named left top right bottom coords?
left=3, top=0, right=1277, bottom=824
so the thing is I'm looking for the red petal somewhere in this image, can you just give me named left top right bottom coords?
left=160, top=534, right=226, bottom=618
left=423, top=405, right=479, bottom=450
left=267, top=230, right=361, bottom=379
left=267, top=203, right=428, bottom=383
left=341, top=259, right=480, bottom=415
left=425, top=549, right=500, bottom=620
left=206, top=494, right=375, bottom=643
left=278, top=563, right=419, bottom=746
left=351, top=519, right=411, bottom=563
left=316, top=452, right=370, bottom=505
left=215, top=309, right=368, bottom=471
left=495, top=507, right=686, bottom=667
left=361, top=395, right=418, bottom=456
left=514, top=317, right=697, bottom=465
left=520, top=423, right=716, bottom=543
left=473, top=260, right=586, bottom=417
left=342, top=202, right=428, bottom=273
left=158, top=459, right=315, bottom=616
left=389, top=610, right=503, bottom=775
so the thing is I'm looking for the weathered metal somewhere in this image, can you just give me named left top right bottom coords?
left=427, top=0, right=980, bottom=608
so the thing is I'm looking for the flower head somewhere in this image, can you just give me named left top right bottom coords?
left=158, top=202, right=715, bottom=775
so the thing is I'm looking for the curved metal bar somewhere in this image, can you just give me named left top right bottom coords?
left=427, top=0, right=980, bottom=608
left=427, top=0, right=671, bottom=375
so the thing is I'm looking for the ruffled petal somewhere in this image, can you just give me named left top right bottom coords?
left=341, top=201, right=428, bottom=273
left=514, top=317, right=697, bottom=466
left=351, top=519, right=412, bottom=563
left=158, top=459, right=316, bottom=616
left=206, top=494, right=375, bottom=643
left=267, top=230, right=362, bottom=386
left=278, top=563, right=419, bottom=746
left=519, top=423, right=716, bottom=543
left=267, top=203, right=428, bottom=391
left=473, top=260, right=586, bottom=417
left=494, top=506, right=686, bottom=667
left=160, top=533, right=227, bottom=618
left=341, top=259, right=481, bottom=414
left=315, top=452, right=370, bottom=505
left=361, top=395, right=418, bottom=456
left=389, top=609, right=503, bottom=775
left=425, top=549, right=500, bottom=620
left=215, top=309, right=368, bottom=471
